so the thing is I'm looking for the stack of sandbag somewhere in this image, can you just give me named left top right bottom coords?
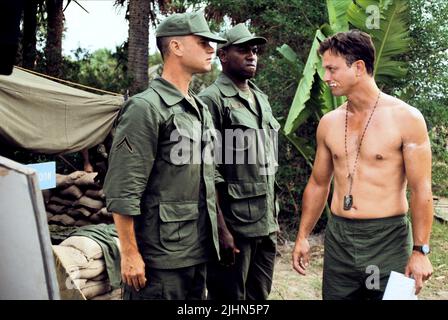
left=53, top=235, right=121, bottom=300
left=44, top=171, right=113, bottom=227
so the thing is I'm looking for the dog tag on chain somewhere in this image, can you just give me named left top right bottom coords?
left=343, top=195, right=353, bottom=210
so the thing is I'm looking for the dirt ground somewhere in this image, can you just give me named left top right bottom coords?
left=270, top=234, right=324, bottom=300
left=270, top=230, right=448, bottom=300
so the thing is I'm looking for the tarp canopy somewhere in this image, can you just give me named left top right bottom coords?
left=0, top=67, right=123, bottom=154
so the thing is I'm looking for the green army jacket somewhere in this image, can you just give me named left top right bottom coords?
left=104, top=77, right=219, bottom=269
left=199, top=73, right=280, bottom=237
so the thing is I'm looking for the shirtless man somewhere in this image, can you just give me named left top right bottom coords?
left=291, top=30, right=433, bottom=300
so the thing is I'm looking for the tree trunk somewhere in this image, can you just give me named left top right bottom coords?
left=0, top=0, right=24, bottom=75
left=22, top=0, right=38, bottom=69
left=127, top=0, right=150, bottom=96
left=45, top=0, right=63, bottom=77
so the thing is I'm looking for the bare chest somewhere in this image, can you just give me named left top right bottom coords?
left=326, top=114, right=403, bottom=165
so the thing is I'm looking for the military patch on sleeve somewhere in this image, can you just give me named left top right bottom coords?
left=115, top=136, right=134, bottom=153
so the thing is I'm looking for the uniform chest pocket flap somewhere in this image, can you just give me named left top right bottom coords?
left=164, top=115, right=201, bottom=165
left=226, top=110, right=260, bottom=152
left=173, top=115, right=202, bottom=141
left=159, top=201, right=199, bottom=251
left=227, top=182, right=267, bottom=224
left=228, top=108, right=259, bottom=129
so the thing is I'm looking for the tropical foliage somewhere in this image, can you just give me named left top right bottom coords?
left=282, top=0, right=411, bottom=144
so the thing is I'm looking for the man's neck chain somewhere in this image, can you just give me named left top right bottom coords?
left=343, top=91, right=381, bottom=210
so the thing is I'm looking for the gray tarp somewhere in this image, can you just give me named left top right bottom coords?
left=0, top=67, right=123, bottom=154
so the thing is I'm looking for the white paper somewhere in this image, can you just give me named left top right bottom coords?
left=383, top=271, right=418, bottom=300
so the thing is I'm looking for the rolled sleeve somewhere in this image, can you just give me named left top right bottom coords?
left=104, top=97, right=160, bottom=216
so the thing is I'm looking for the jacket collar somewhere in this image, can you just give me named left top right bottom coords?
left=150, top=77, right=185, bottom=107
left=215, top=73, right=267, bottom=116
left=151, top=77, right=207, bottom=120
left=215, top=73, right=264, bottom=98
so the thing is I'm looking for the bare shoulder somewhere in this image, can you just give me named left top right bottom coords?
left=383, top=94, right=428, bottom=141
left=383, top=94, right=425, bottom=122
left=319, top=103, right=346, bottom=128
left=315, top=103, right=346, bottom=144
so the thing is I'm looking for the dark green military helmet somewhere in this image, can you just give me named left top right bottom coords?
left=217, top=23, right=267, bottom=50
left=156, top=11, right=226, bottom=43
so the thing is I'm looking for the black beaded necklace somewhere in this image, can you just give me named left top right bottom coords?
left=343, top=91, right=381, bottom=210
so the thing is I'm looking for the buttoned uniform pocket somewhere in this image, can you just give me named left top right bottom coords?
left=228, top=108, right=259, bottom=129
left=227, top=182, right=267, bottom=224
left=159, top=202, right=199, bottom=251
left=163, top=114, right=202, bottom=166
left=225, top=109, right=259, bottom=158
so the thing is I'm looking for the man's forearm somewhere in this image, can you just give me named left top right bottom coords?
left=410, top=189, right=433, bottom=245
left=297, top=180, right=331, bottom=239
left=113, top=213, right=139, bottom=255
left=113, top=213, right=147, bottom=290
left=215, top=189, right=231, bottom=234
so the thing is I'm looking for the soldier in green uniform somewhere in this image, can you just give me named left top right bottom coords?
left=103, top=11, right=226, bottom=300
left=199, top=23, right=281, bottom=300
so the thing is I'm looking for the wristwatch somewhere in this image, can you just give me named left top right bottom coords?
left=413, top=244, right=430, bottom=255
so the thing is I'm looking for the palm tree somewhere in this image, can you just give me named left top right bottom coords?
left=21, top=0, right=47, bottom=69
left=44, top=0, right=64, bottom=77
left=116, top=0, right=191, bottom=95
left=127, top=0, right=151, bottom=95
left=19, top=0, right=86, bottom=73
left=22, top=0, right=38, bottom=69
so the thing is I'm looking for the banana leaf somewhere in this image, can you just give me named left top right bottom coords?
left=283, top=29, right=326, bottom=135
left=347, top=0, right=410, bottom=83
left=326, top=0, right=352, bottom=33
left=284, top=133, right=315, bottom=168
left=276, top=44, right=299, bottom=64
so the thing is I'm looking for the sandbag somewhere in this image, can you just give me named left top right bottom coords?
left=59, top=185, right=83, bottom=199
left=50, top=195, right=74, bottom=207
left=91, top=273, right=107, bottom=281
left=85, top=189, right=105, bottom=200
left=97, top=207, right=108, bottom=215
left=56, top=174, right=75, bottom=189
left=66, top=208, right=83, bottom=219
left=74, top=172, right=101, bottom=189
left=97, top=207, right=113, bottom=219
left=80, top=280, right=111, bottom=299
left=47, top=203, right=67, bottom=214
left=69, top=259, right=105, bottom=280
left=60, top=236, right=103, bottom=260
left=68, top=207, right=93, bottom=218
left=75, top=196, right=103, bottom=211
left=69, top=171, right=87, bottom=180
left=52, top=245, right=89, bottom=273
left=49, top=214, right=76, bottom=226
